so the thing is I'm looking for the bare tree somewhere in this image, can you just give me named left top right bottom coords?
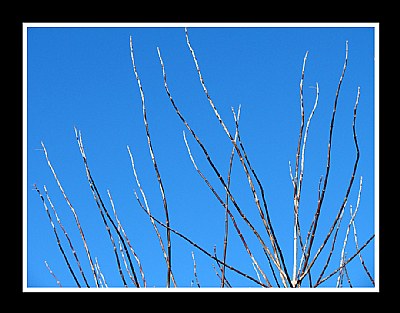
left=33, top=28, right=375, bottom=289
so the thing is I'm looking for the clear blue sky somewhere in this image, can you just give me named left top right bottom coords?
left=26, top=24, right=376, bottom=288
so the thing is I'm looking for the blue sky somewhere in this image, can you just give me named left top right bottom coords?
left=25, top=24, right=377, bottom=289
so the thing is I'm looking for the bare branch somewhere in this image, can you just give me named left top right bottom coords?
left=191, top=251, right=200, bottom=288
left=127, top=145, right=177, bottom=287
left=158, top=45, right=280, bottom=286
left=43, top=185, right=90, bottom=287
left=314, top=234, right=375, bottom=287
left=75, top=128, right=140, bottom=287
left=44, top=260, right=62, bottom=288
left=130, top=36, right=172, bottom=287
left=183, top=131, right=271, bottom=287
left=137, top=199, right=269, bottom=287
left=299, top=41, right=349, bottom=280
left=94, top=257, right=108, bottom=288
left=34, top=184, right=81, bottom=287
left=350, top=179, right=375, bottom=285
left=184, top=28, right=291, bottom=286
left=108, top=189, right=146, bottom=287
left=40, top=142, right=99, bottom=287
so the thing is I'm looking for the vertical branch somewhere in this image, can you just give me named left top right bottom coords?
left=336, top=204, right=354, bottom=287
left=350, top=181, right=375, bottom=285
left=300, top=41, right=349, bottom=279
left=94, top=257, right=108, bottom=288
left=40, top=142, right=99, bottom=287
left=191, top=251, right=201, bottom=288
left=129, top=36, right=172, bottom=287
left=314, top=203, right=345, bottom=286
left=292, top=51, right=307, bottom=284
left=335, top=177, right=363, bottom=287
left=220, top=105, right=240, bottom=287
left=127, top=146, right=177, bottom=287
left=293, top=82, right=320, bottom=286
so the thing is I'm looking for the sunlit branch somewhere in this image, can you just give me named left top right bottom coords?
left=127, top=146, right=177, bottom=287
left=44, top=260, right=62, bottom=288
left=299, top=41, right=349, bottom=279
left=130, top=36, right=172, bottom=287
left=40, top=142, right=99, bottom=287
left=313, top=234, right=374, bottom=287
left=43, top=185, right=90, bottom=287
left=75, top=128, right=140, bottom=287
left=184, top=27, right=291, bottom=286
left=108, top=189, right=146, bottom=287
left=137, top=198, right=269, bottom=287
left=158, top=45, right=282, bottom=285
left=34, top=184, right=81, bottom=287
left=183, top=131, right=271, bottom=287
left=350, top=181, right=375, bottom=285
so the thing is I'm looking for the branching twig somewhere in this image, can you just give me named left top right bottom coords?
left=129, top=36, right=172, bottom=288
left=183, top=131, right=271, bottom=287
left=136, top=198, right=269, bottom=287
left=313, top=234, right=374, bottom=287
left=299, top=41, right=349, bottom=281
left=220, top=105, right=240, bottom=287
left=75, top=128, right=140, bottom=287
left=108, top=189, right=146, bottom=287
left=350, top=189, right=375, bottom=285
left=158, top=45, right=281, bottom=285
left=184, top=27, right=291, bottom=287
left=127, top=146, right=177, bottom=287
left=336, top=177, right=363, bottom=287
left=94, top=257, right=108, bottom=288
left=41, top=142, right=99, bottom=287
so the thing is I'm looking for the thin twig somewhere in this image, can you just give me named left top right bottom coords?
left=129, top=36, right=172, bottom=287
left=191, top=251, right=201, bottom=288
left=43, top=185, right=90, bottom=287
left=183, top=131, right=271, bottom=287
left=184, top=27, right=291, bottom=287
left=350, top=183, right=375, bottom=285
left=75, top=128, right=140, bottom=287
left=108, top=189, right=146, bottom=287
left=299, top=41, right=349, bottom=280
left=94, top=257, right=108, bottom=288
left=314, top=234, right=375, bottom=287
left=292, top=52, right=308, bottom=284
left=127, top=146, right=177, bottom=287
left=301, top=84, right=362, bottom=285
left=337, top=178, right=363, bottom=287
left=41, top=142, right=99, bottom=287
left=220, top=105, right=240, bottom=287
left=314, top=203, right=346, bottom=286
left=44, top=260, right=62, bottom=287
left=158, top=45, right=280, bottom=285
left=137, top=199, right=269, bottom=287
left=34, top=184, right=81, bottom=287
